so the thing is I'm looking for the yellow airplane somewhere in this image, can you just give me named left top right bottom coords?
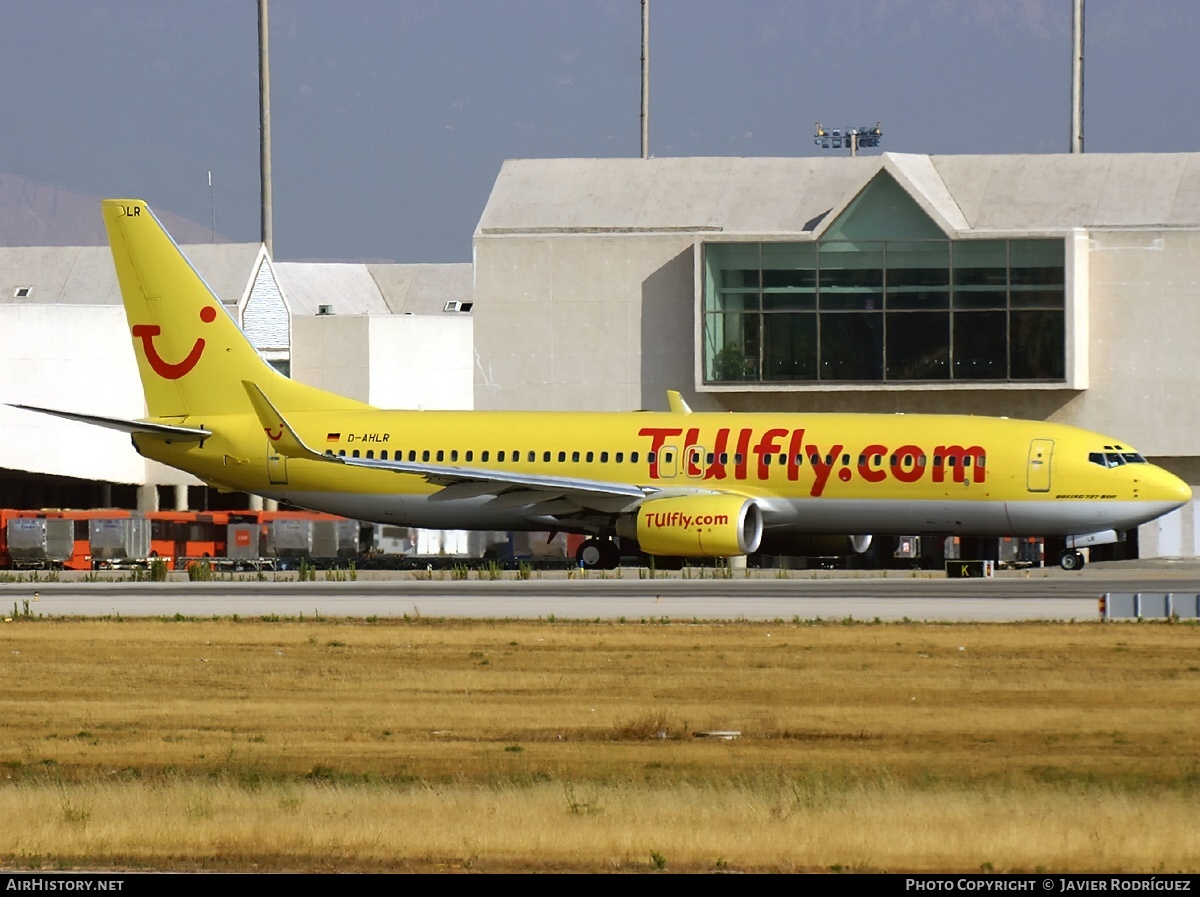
left=11, top=200, right=1194, bottom=571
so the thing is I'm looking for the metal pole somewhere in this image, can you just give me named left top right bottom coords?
left=259, top=0, right=274, bottom=255
left=1071, top=0, right=1084, bottom=153
left=640, top=0, right=649, bottom=159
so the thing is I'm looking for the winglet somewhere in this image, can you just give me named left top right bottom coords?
left=242, top=381, right=338, bottom=463
left=667, top=390, right=692, bottom=414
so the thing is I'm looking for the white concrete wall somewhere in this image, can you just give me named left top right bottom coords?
left=1066, top=230, right=1200, bottom=458
left=473, top=233, right=694, bottom=412
left=0, top=305, right=153, bottom=484
left=366, top=315, right=472, bottom=410
left=291, top=314, right=472, bottom=410
left=290, top=315, right=372, bottom=403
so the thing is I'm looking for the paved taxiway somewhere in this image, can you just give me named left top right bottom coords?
left=4, top=562, right=1199, bottom=621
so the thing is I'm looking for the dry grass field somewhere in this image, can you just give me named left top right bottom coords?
left=0, top=615, right=1198, bottom=872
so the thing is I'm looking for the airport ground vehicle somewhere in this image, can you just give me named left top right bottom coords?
left=0, top=508, right=355, bottom=571
left=0, top=508, right=572, bottom=572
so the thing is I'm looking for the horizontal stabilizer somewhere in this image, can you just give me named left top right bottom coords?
left=7, top=403, right=211, bottom=439
left=242, top=382, right=330, bottom=463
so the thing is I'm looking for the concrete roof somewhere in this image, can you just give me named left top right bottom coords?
left=0, top=243, right=262, bottom=307
left=273, top=262, right=473, bottom=316
left=367, top=263, right=473, bottom=315
left=477, top=152, right=1200, bottom=238
left=272, top=263, right=390, bottom=316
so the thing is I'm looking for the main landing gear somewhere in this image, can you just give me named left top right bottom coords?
left=576, top=537, right=620, bottom=570
left=1059, top=550, right=1086, bottom=571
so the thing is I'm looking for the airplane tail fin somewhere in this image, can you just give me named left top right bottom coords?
left=102, top=199, right=369, bottom=420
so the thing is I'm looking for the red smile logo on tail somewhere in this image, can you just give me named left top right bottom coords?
left=132, top=306, right=217, bottom=380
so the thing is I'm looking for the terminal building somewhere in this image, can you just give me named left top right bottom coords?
left=2, top=151, right=1198, bottom=560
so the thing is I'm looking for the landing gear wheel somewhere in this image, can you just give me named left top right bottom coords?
left=1059, top=550, right=1085, bottom=571
left=577, top=538, right=620, bottom=570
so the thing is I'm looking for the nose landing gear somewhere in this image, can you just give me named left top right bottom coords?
left=1059, top=550, right=1086, bottom=571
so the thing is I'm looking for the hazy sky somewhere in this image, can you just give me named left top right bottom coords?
left=2, top=0, right=1197, bottom=262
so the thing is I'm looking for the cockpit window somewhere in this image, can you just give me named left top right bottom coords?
left=1090, top=450, right=1147, bottom=468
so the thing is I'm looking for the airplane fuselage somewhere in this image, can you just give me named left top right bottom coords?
left=133, top=408, right=1188, bottom=539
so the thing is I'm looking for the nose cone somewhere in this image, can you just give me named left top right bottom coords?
left=1146, top=466, right=1192, bottom=510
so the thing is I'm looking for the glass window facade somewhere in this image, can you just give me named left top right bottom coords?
left=703, top=239, right=1065, bottom=385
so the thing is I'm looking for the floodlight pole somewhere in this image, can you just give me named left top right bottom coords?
left=640, top=0, right=649, bottom=159
left=1071, top=0, right=1085, bottom=153
left=259, top=0, right=273, bottom=257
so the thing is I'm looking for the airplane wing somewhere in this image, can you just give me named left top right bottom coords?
left=7, top=403, right=212, bottom=440
left=242, top=382, right=658, bottom=510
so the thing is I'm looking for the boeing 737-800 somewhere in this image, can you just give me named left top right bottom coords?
left=11, top=200, right=1192, bottom=570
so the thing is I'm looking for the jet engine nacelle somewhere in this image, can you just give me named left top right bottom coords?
left=617, top=494, right=763, bottom=557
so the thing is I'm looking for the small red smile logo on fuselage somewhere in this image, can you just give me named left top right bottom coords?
left=133, top=306, right=217, bottom=380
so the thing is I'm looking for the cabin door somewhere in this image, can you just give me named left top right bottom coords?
left=658, top=445, right=679, bottom=479
left=1026, top=439, right=1054, bottom=493
left=267, top=445, right=289, bottom=485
